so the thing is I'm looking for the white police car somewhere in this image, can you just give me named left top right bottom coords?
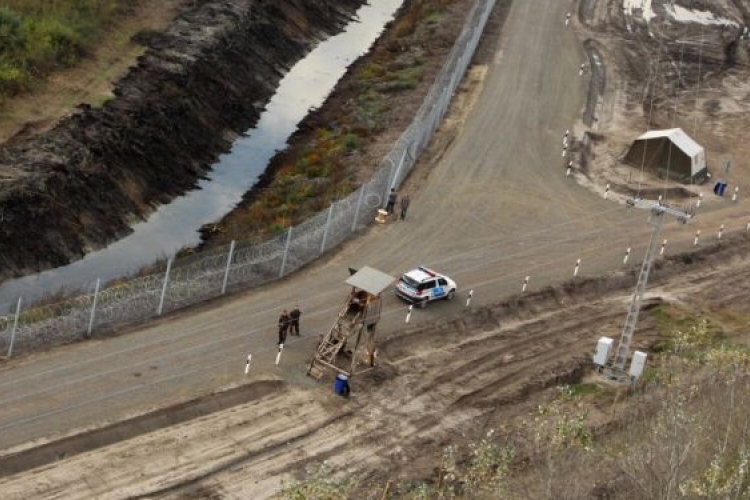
left=395, top=266, right=457, bottom=308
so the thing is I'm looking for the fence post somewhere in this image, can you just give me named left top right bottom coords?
left=7, top=296, right=22, bottom=358
left=389, top=147, right=409, bottom=193
left=87, top=278, right=101, bottom=338
left=221, top=240, right=236, bottom=295
left=352, top=185, right=365, bottom=233
left=279, top=226, right=293, bottom=278
left=157, top=258, right=173, bottom=316
left=320, top=203, right=335, bottom=255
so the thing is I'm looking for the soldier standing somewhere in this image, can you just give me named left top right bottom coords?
left=289, top=304, right=302, bottom=336
left=386, top=188, right=397, bottom=215
left=400, top=193, right=411, bottom=220
left=278, top=309, right=290, bottom=345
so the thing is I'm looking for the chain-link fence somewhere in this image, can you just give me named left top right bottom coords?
left=0, top=0, right=497, bottom=357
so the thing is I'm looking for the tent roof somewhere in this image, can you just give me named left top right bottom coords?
left=636, top=128, right=703, bottom=157
left=345, top=266, right=395, bottom=296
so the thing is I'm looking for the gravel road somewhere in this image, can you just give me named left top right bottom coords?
left=0, top=0, right=746, bottom=469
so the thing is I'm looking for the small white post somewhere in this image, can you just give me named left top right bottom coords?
left=579, top=63, right=585, bottom=76
left=696, top=192, right=703, bottom=209
left=562, top=146, right=567, bottom=157
left=732, top=187, right=739, bottom=202
left=623, top=247, right=631, bottom=265
left=221, top=240, right=236, bottom=295
left=245, top=354, right=252, bottom=375
left=566, top=166, right=572, bottom=177
left=7, top=296, right=22, bottom=358
left=157, top=258, right=173, bottom=316
left=657, top=195, right=663, bottom=205
left=466, top=289, right=474, bottom=307
left=522, top=276, right=530, bottom=293
left=660, top=239, right=667, bottom=256
left=405, top=305, right=413, bottom=323
left=565, top=12, right=571, bottom=26
left=718, top=224, right=725, bottom=240
left=574, top=258, right=581, bottom=277
left=320, top=202, right=335, bottom=255
left=694, top=230, right=701, bottom=246
left=87, top=278, right=101, bottom=337
left=604, top=183, right=611, bottom=199
left=275, top=344, right=283, bottom=366
left=352, top=185, right=365, bottom=233
left=278, top=226, right=293, bottom=278
left=746, top=219, right=750, bottom=233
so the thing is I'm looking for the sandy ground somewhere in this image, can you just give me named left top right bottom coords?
left=1, top=0, right=750, bottom=497
left=2, top=239, right=749, bottom=499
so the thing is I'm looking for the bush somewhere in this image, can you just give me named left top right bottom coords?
left=0, top=1, right=125, bottom=100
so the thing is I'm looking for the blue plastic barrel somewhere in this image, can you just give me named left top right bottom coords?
left=334, top=374, right=349, bottom=396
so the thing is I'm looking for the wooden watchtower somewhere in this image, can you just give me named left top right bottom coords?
left=307, top=266, right=395, bottom=380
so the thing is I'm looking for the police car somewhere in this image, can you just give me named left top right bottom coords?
left=395, top=266, right=457, bottom=308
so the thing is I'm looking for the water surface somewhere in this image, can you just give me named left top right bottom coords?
left=0, top=0, right=404, bottom=309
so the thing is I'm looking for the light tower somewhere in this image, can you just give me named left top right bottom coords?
left=607, top=198, right=691, bottom=379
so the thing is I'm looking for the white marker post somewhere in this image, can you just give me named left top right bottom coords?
left=562, top=146, right=567, bottom=157
left=732, top=187, right=739, bottom=202
left=466, top=289, right=474, bottom=307
left=245, top=354, right=252, bottom=375
left=604, top=183, right=611, bottom=199
left=579, top=63, right=585, bottom=76
left=566, top=166, right=572, bottom=177
left=694, top=230, right=701, bottom=246
left=718, top=224, right=725, bottom=240
left=574, top=258, right=581, bottom=278
left=405, top=305, right=413, bottom=323
left=565, top=12, right=571, bottom=26
left=696, top=192, right=703, bottom=209
left=522, top=276, right=530, bottom=293
left=746, top=219, right=750, bottom=233
left=660, top=239, right=667, bottom=256
left=657, top=195, right=663, bottom=205
left=275, top=344, right=284, bottom=366
left=623, top=247, right=631, bottom=265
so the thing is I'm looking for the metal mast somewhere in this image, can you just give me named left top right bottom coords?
left=612, top=199, right=691, bottom=372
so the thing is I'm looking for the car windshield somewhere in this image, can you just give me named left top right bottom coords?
left=400, top=275, right=420, bottom=289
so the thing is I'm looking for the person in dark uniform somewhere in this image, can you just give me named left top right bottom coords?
left=400, top=193, right=411, bottom=220
left=386, top=188, right=397, bottom=215
left=289, top=304, right=302, bottom=336
left=278, top=309, right=290, bottom=345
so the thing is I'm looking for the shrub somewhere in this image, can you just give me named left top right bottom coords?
left=343, top=133, right=359, bottom=151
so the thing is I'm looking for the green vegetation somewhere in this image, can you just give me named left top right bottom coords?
left=279, top=313, right=750, bottom=499
left=0, top=0, right=126, bottom=100
left=212, top=0, right=457, bottom=246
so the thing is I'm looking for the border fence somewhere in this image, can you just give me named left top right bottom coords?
left=0, top=0, right=498, bottom=356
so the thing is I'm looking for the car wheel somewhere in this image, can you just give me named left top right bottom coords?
left=417, top=298, right=428, bottom=309
left=446, top=289, right=455, bottom=300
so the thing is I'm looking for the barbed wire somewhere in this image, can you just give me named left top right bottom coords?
left=0, top=204, right=747, bottom=433
left=0, top=0, right=498, bottom=356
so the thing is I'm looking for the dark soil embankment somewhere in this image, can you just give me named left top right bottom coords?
left=0, top=0, right=365, bottom=281
left=0, top=380, right=284, bottom=479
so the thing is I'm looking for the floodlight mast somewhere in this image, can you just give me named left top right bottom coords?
left=612, top=199, right=691, bottom=373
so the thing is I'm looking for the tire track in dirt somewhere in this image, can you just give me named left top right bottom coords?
left=3, top=243, right=748, bottom=498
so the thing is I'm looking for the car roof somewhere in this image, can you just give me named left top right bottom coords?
left=403, top=266, right=444, bottom=283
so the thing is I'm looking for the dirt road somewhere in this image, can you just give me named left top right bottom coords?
left=0, top=0, right=749, bottom=496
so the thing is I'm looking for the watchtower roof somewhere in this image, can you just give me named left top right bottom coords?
left=345, top=266, right=395, bottom=296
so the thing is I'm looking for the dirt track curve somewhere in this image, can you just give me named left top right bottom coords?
left=1, top=0, right=749, bottom=497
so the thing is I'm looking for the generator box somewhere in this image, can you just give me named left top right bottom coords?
left=593, top=337, right=614, bottom=366
left=629, top=351, right=648, bottom=378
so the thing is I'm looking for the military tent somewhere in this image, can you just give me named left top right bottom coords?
left=623, top=128, right=707, bottom=183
